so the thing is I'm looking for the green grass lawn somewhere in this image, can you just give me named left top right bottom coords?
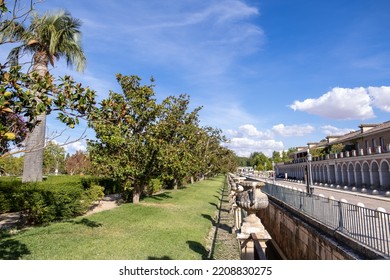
left=0, top=176, right=225, bottom=260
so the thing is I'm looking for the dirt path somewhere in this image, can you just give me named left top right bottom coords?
left=83, top=193, right=122, bottom=216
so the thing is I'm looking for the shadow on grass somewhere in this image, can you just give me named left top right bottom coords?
left=149, top=193, right=173, bottom=201
left=186, top=240, right=211, bottom=260
left=202, top=213, right=231, bottom=233
left=209, top=201, right=219, bottom=209
left=0, top=239, right=30, bottom=259
left=201, top=214, right=216, bottom=226
left=147, top=256, right=172, bottom=260
left=73, top=218, right=102, bottom=228
left=215, top=189, right=223, bottom=195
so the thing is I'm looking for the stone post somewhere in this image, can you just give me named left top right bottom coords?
left=236, top=181, right=271, bottom=259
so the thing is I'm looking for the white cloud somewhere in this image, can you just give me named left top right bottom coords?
left=48, top=139, right=87, bottom=155
left=289, top=87, right=375, bottom=120
left=368, top=86, right=390, bottom=112
left=223, top=124, right=282, bottom=157
left=224, top=124, right=273, bottom=139
left=321, top=125, right=356, bottom=136
left=225, top=137, right=284, bottom=157
left=272, top=123, right=315, bottom=137
left=64, top=141, right=87, bottom=154
left=238, top=124, right=265, bottom=137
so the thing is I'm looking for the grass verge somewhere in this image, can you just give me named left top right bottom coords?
left=0, top=176, right=225, bottom=260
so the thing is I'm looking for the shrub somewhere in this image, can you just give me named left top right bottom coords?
left=0, top=176, right=105, bottom=225
left=0, top=178, right=21, bottom=213
left=146, top=178, right=163, bottom=195
left=80, top=177, right=121, bottom=195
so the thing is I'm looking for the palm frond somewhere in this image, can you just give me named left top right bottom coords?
left=6, top=9, right=86, bottom=72
left=7, top=46, right=23, bottom=66
left=0, top=19, right=26, bottom=44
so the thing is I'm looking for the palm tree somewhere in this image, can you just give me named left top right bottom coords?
left=6, top=10, right=86, bottom=182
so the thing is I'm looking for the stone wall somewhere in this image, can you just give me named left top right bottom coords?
left=257, top=198, right=361, bottom=260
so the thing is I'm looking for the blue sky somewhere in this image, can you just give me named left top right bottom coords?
left=4, top=0, right=390, bottom=157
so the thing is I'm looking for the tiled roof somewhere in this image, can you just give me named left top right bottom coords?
left=312, top=120, right=390, bottom=147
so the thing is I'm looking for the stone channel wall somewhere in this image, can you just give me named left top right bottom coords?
left=257, top=197, right=364, bottom=260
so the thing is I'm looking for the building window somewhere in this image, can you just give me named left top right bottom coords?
left=380, top=137, right=385, bottom=151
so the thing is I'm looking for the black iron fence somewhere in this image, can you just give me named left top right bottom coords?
left=262, top=183, right=390, bottom=257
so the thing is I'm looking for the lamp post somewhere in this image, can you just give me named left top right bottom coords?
left=306, top=149, right=313, bottom=195
left=272, top=161, right=275, bottom=184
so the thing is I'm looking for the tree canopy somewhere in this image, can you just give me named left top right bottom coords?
left=88, top=74, right=236, bottom=203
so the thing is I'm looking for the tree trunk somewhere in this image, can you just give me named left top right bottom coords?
left=22, top=112, right=46, bottom=182
left=22, top=51, right=48, bottom=182
left=132, top=184, right=142, bottom=204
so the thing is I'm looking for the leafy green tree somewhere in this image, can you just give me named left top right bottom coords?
left=310, top=147, right=326, bottom=158
left=249, top=152, right=269, bottom=170
left=280, top=147, right=298, bottom=163
left=0, top=8, right=94, bottom=182
left=330, top=143, right=345, bottom=154
left=235, top=156, right=250, bottom=167
left=191, top=126, right=228, bottom=179
left=65, top=150, right=91, bottom=175
left=0, top=155, right=24, bottom=175
left=156, top=94, right=202, bottom=189
left=88, top=74, right=161, bottom=203
left=272, top=150, right=282, bottom=163
left=0, top=0, right=36, bottom=43
left=43, top=141, right=65, bottom=174
left=0, top=68, right=95, bottom=162
left=88, top=74, right=236, bottom=202
left=217, top=147, right=238, bottom=174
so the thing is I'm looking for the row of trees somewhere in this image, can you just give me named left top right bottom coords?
left=87, top=74, right=237, bottom=203
left=236, top=148, right=298, bottom=171
left=0, top=144, right=91, bottom=176
left=1, top=1, right=237, bottom=203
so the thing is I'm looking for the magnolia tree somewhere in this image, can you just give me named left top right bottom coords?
left=88, top=74, right=161, bottom=203
left=88, top=74, right=237, bottom=203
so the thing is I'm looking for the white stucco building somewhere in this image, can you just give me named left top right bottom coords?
left=276, top=121, right=390, bottom=190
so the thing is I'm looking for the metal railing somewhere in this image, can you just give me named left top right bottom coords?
left=262, top=183, right=390, bottom=257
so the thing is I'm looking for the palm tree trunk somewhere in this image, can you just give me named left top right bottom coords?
left=22, top=112, right=46, bottom=182
left=22, top=51, right=48, bottom=182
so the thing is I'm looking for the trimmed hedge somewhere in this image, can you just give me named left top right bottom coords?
left=0, top=176, right=105, bottom=225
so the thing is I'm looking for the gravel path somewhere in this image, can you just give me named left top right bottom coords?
left=209, top=181, right=241, bottom=260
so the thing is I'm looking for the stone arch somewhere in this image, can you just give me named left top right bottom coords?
left=323, top=164, right=329, bottom=183
left=348, top=162, right=355, bottom=186
left=336, top=163, right=342, bottom=185
left=379, top=159, right=390, bottom=189
left=319, top=165, right=324, bottom=183
left=370, top=161, right=380, bottom=187
left=362, top=161, right=370, bottom=187
left=355, top=162, right=362, bottom=187
left=313, top=165, right=319, bottom=183
left=342, top=163, right=348, bottom=185
left=328, top=163, right=336, bottom=184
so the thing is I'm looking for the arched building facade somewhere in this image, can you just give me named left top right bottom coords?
left=276, top=121, right=390, bottom=190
